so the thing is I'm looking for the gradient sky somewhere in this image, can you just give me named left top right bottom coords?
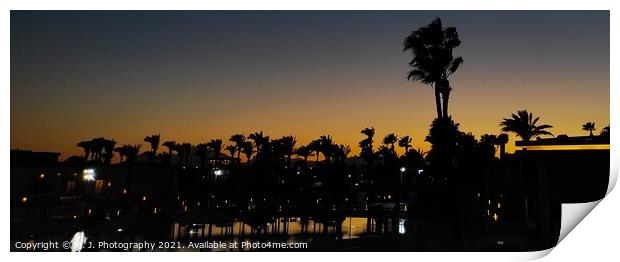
left=11, top=11, right=609, bottom=160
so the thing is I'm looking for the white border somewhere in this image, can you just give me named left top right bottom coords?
left=3, top=1, right=617, bottom=261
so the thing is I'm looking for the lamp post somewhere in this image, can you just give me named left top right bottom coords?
left=213, top=169, right=223, bottom=187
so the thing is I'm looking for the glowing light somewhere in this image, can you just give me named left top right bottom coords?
left=122, top=189, right=127, bottom=194
left=493, top=213, right=499, bottom=222
left=214, top=169, right=223, bottom=176
left=21, top=196, right=28, bottom=203
left=82, top=169, right=95, bottom=181
left=39, top=174, right=45, bottom=179
left=142, top=196, right=147, bottom=201
left=497, top=203, right=501, bottom=209
left=400, top=167, right=406, bottom=173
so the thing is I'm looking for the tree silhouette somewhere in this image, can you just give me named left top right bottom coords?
left=319, top=135, right=335, bottom=163
left=144, top=134, right=160, bottom=163
left=383, top=133, right=398, bottom=153
left=295, top=145, right=311, bottom=166
left=601, top=125, right=610, bottom=137
left=229, top=134, right=246, bottom=160
left=582, top=122, right=596, bottom=137
left=308, top=139, right=322, bottom=164
left=194, top=143, right=210, bottom=170
left=115, top=144, right=141, bottom=164
left=241, top=141, right=254, bottom=164
left=495, top=133, right=509, bottom=159
left=500, top=110, right=553, bottom=142
left=225, top=145, right=236, bottom=161
left=398, top=135, right=413, bottom=154
left=101, top=139, right=116, bottom=165
left=403, top=17, right=464, bottom=119
left=77, top=140, right=93, bottom=162
left=248, top=131, right=269, bottom=156
left=161, top=140, right=177, bottom=165
left=207, top=139, right=223, bottom=159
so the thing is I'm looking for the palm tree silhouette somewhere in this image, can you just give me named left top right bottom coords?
left=319, top=135, right=334, bottom=163
left=115, top=144, right=141, bottom=164
left=174, top=143, right=193, bottom=167
left=601, top=125, right=610, bottom=136
left=336, top=144, right=352, bottom=164
left=144, top=134, right=160, bottom=163
left=101, top=139, right=116, bottom=165
left=114, top=146, right=127, bottom=164
left=248, top=131, right=269, bottom=156
left=241, top=141, right=254, bottom=164
left=500, top=110, right=554, bottom=142
left=403, top=17, right=464, bottom=119
left=194, top=143, right=210, bottom=170
left=582, top=122, right=596, bottom=136
left=308, top=139, right=322, bottom=164
left=398, top=135, right=412, bottom=154
left=383, top=133, right=398, bottom=153
left=161, top=141, right=177, bottom=165
left=278, top=136, right=296, bottom=167
left=77, top=140, right=93, bottom=162
left=495, top=133, right=509, bottom=158
left=207, top=139, right=223, bottom=159
left=225, top=145, right=237, bottom=161
left=294, top=145, right=312, bottom=166
left=229, top=134, right=246, bottom=160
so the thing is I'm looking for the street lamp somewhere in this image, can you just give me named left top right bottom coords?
left=213, top=169, right=223, bottom=187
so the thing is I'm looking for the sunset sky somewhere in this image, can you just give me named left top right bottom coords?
left=11, top=11, right=609, bottom=160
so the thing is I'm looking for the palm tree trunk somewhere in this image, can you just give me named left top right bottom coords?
left=441, top=83, right=450, bottom=119
left=433, top=83, right=443, bottom=119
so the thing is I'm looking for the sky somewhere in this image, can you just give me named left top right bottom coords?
left=10, top=11, right=610, bottom=160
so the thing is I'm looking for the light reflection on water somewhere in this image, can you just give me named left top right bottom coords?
left=172, top=217, right=406, bottom=249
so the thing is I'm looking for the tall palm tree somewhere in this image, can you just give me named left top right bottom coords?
left=114, top=146, right=127, bottom=164
left=582, top=122, right=596, bottom=137
left=319, top=135, right=334, bottom=163
left=194, top=143, right=210, bottom=170
left=229, top=134, right=246, bottom=159
left=77, top=140, right=93, bottom=162
left=241, top=141, right=254, bottom=164
left=295, top=145, right=312, bottom=166
left=162, top=141, right=176, bottom=155
left=225, top=145, right=237, bottom=161
left=403, top=17, right=464, bottom=119
left=115, top=144, right=141, bottom=164
left=207, top=139, right=223, bottom=159
left=90, top=137, right=106, bottom=163
left=101, top=139, right=116, bottom=165
left=279, top=136, right=296, bottom=167
left=248, top=131, right=269, bottom=156
left=308, top=139, right=322, bottom=164
left=398, top=135, right=413, bottom=154
left=383, top=133, right=398, bottom=153
left=335, top=144, right=351, bottom=164
left=500, top=110, right=553, bottom=142
left=496, top=133, right=509, bottom=158
left=174, top=143, right=193, bottom=167
left=359, top=127, right=376, bottom=156
left=144, top=134, right=161, bottom=163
